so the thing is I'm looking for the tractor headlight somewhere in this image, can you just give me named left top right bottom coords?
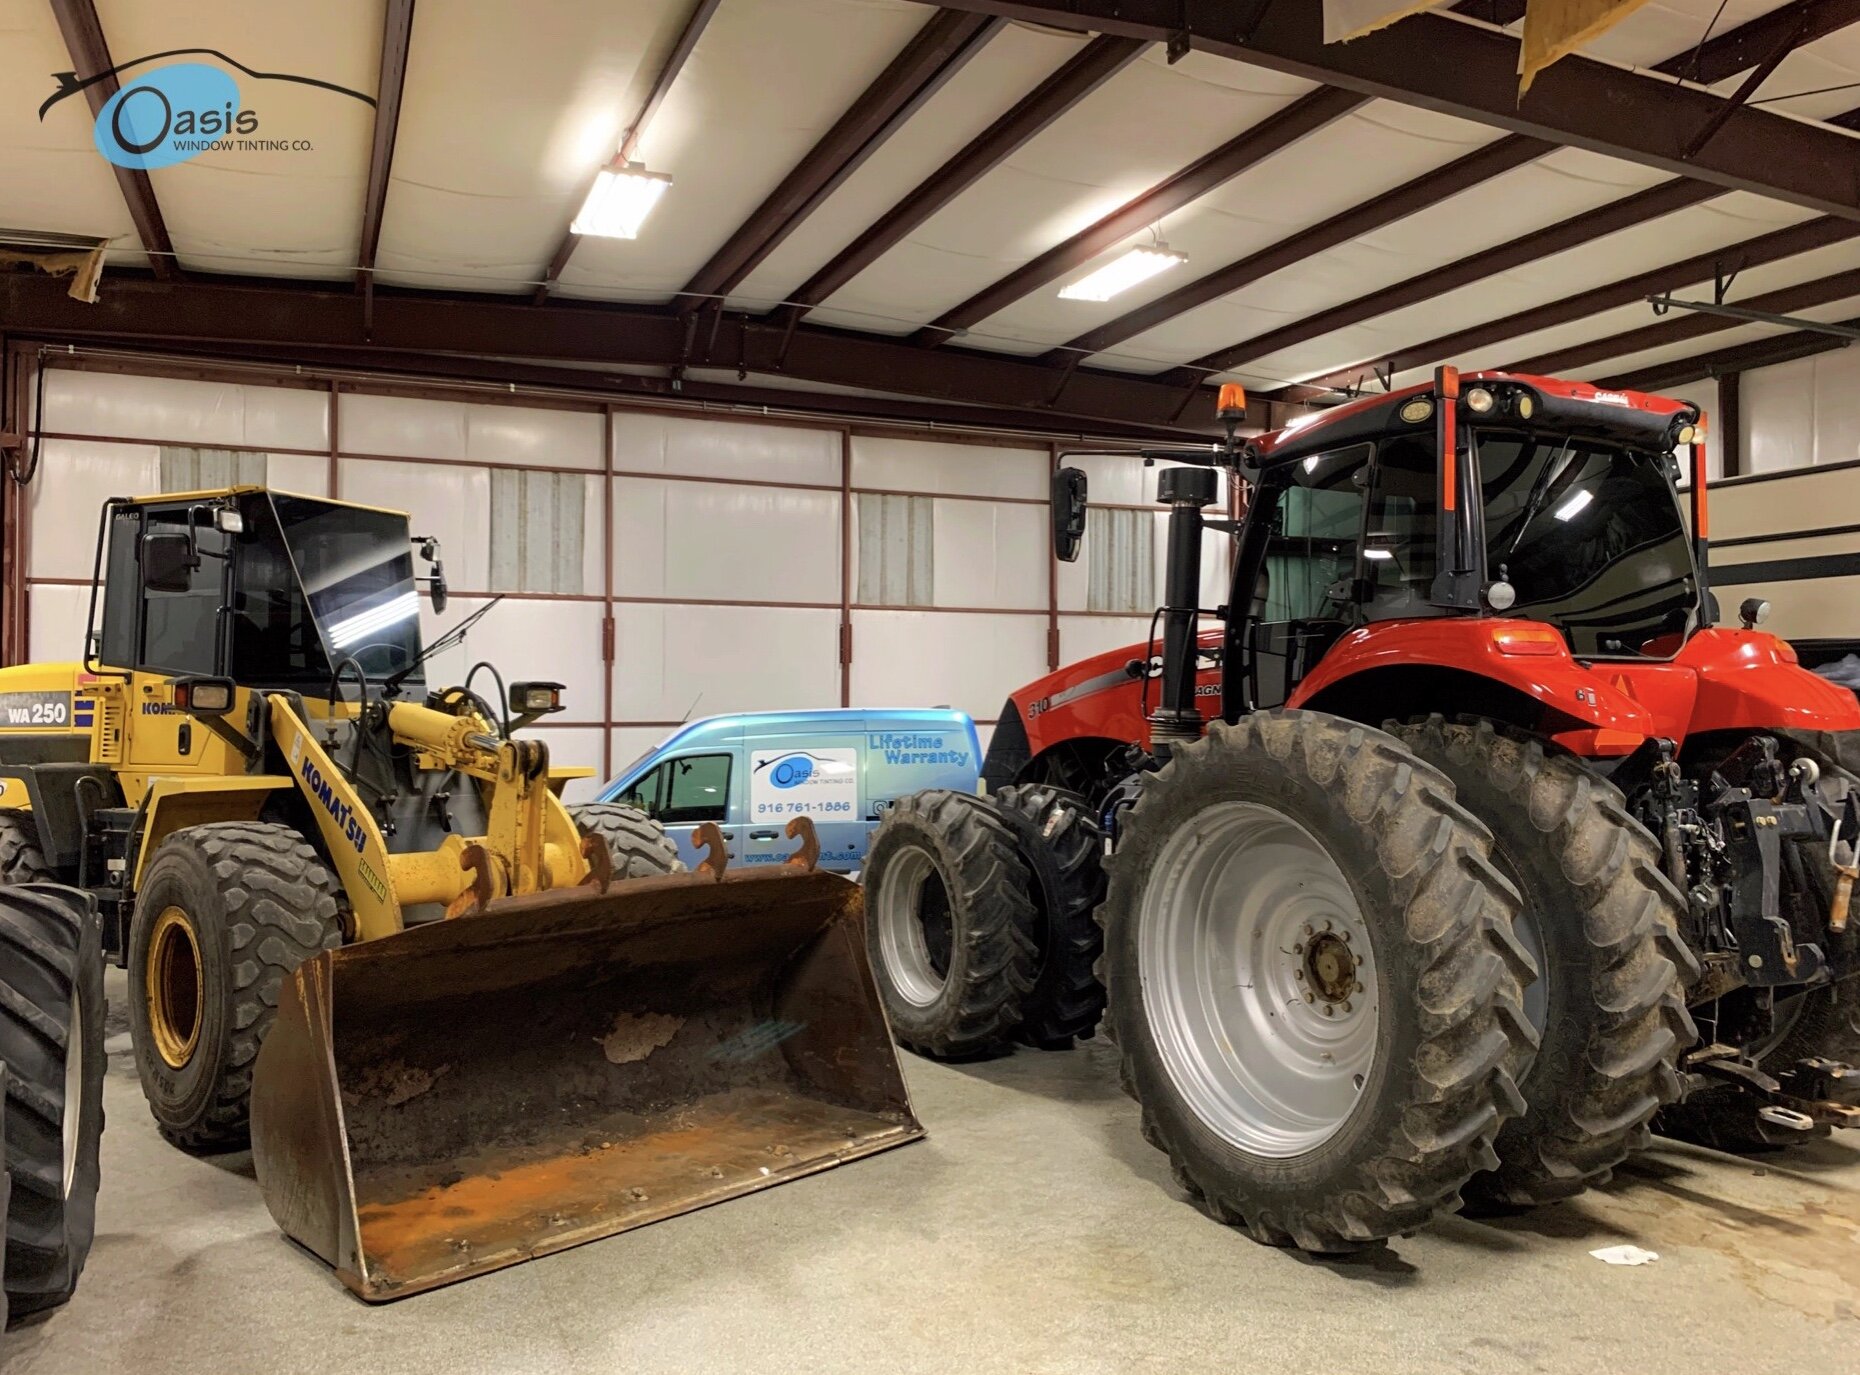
left=509, top=681, right=565, bottom=715
left=1739, top=597, right=1772, bottom=629
left=1515, top=393, right=1535, bottom=419
left=1464, top=387, right=1495, bottom=414
left=174, top=676, right=235, bottom=714
left=1674, top=423, right=1698, bottom=446
left=1399, top=398, right=1434, bottom=424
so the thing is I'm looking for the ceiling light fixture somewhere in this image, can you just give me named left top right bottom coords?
left=571, top=161, right=673, bottom=239
left=1057, top=243, right=1187, bottom=301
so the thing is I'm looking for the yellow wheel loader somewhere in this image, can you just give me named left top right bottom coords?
left=0, top=487, right=921, bottom=1299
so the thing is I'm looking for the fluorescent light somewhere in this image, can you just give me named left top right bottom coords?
left=1364, top=549, right=1394, bottom=560
left=1058, top=244, right=1187, bottom=301
left=571, top=163, right=672, bottom=239
left=328, top=590, right=419, bottom=649
left=1554, top=489, right=1594, bottom=522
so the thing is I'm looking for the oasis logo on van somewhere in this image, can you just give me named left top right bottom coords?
left=759, top=752, right=841, bottom=789
left=40, top=49, right=375, bottom=170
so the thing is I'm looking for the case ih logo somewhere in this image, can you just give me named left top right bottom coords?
left=40, top=49, right=373, bottom=169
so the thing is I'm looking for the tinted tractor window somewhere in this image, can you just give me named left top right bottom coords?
left=140, top=509, right=229, bottom=675
left=1262, top=444, right=1369, bottom=623
left=1477, top=434, right=1695, bottom=657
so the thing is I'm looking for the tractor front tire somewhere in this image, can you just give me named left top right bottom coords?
left=1392, top=717, right=1695, bottom=1205
left=570, top=803, right=683, bottom=878
left=991, top=784, right=1107, bottom=1050
left=129, top=823, right=342, bottom=1152
left=1100, top=711, right=1536, bottom=1252
left=864, top=791, right=1039, bottom=1059
left=0, top=812, right=51, bottom=886
left=1, top=883, right=105, bottom=1321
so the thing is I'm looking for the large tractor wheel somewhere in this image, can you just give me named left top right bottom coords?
left=570, top=803, right=683, bottom=877
left=1, top=883, right=105, bottom=1321
left=864, top=791, right=1039, bottom=1059
left=1100, top=711, right=1536, bottom=1252
left=129, top=823, right=342, bottom=1152
left=991, top=784, right=1107, bottom=1050
left=1392, top=717, right=1696, bottom=1205
left=0, top=812, right=51, bottom=885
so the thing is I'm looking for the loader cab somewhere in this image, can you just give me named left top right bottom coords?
left=90, top=489, right=433, bottom=696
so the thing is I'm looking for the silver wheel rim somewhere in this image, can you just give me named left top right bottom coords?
left=875, top=843, right=950, bottom=1008
left=1139, top=802, right=1380, bottom=1158
left=63, top=990, right=82, bottom=1198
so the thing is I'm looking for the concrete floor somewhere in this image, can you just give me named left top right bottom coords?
left=6, top=969, right=1858, bottom=1374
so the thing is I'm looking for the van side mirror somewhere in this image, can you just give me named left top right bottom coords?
left=1052, top=467, right=1088, bottom=563
left=142, top=531, right=198, bottom=591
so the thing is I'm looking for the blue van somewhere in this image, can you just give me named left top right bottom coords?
left=596, top=709, right=982, bottom=873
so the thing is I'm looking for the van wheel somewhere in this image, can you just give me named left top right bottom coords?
left=992, top=785, right=1107, bottom=1049
left=2, top=882, right=106, bottom=1321
left=570, top=804, right=683, bottom=877
left=129, top=824, right=342, bottom=1151
left=865, top=791, right=1039, bottom=1059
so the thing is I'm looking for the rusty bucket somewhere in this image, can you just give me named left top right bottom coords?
left=250, top=832, right=923, bottom=1301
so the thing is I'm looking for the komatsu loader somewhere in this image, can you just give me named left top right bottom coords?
left=0, top=487, right=921, bottom=1299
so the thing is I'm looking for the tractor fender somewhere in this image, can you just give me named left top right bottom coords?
left=133, top=776, right=295, bottom=887
left=1670, top=628, right=1860, bottom=736
left=1287, top=619, right=1654, bottom=749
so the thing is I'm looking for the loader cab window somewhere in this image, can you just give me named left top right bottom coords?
left=623, top=753, right=732, bottom=825
left=139, top=507, right=230, bottom=676
left=97, top=505, right=143, bottom=669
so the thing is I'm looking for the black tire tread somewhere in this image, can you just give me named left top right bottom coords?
left=865, top=790, right=1040, bottom=1059
left=1, top=881, right=105, bottom=1320
left=570, top=803, right=684, bottom=878
left=137, top=823, right=341, bottom=1151
left=991, top=784, right=1107, bottom=1049
left=1100, top=711, right=1536, bottom=1252
left=1392, top=716, right=1696, bottom=1205
left=0, top=812, right=51, bottom=885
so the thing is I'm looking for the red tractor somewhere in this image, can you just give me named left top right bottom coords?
left=864, top=369, right=1860, bottom=1254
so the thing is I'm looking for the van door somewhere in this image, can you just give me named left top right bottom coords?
left=618, top=750, right=739, bottom=870
left=744, top=734, right=862, bottom=871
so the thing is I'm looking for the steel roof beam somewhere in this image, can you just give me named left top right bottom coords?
left=534, top=0, right=723, bottom=305
left=46, top=0, right=178, bottom=279
left=1596, top=319, right=1859, bottom=392
left=779, top=34, right=1146, bottom=325
left=672, top=8, right=1003, bottom=314
left=356, top=0, right=415, bottom=298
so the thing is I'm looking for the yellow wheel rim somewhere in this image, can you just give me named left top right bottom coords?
left=147, top=905, right=204, bottom=1070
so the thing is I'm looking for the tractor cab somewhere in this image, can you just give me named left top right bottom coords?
left=87, top=487, right=445, bottom=697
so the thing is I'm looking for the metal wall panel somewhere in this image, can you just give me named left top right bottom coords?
left=848, top=611, right=1046, bottom=719
left=855, top=493, right=933, bottom=606
left=1059, top=613, right=1153, bottom=667
left=611, top=412, right=840, bottom=485
left=613, top=477, right=841, bottom=602
left=610, top=604, right=842, bottom=722
left=418, top=595, right=605, bottom=719
left=1085, top=507, right=1154, bottom=614
left=931, top=498, right=1045, bottom=609
left=337, top=392, right=468, bottom=461
left=26, top=584, right=93, bottom=662
left=26, top=439, right=160, bottom=579
left=1068, top=453, right=1229, bottom=507
left=1742, top=348, right=1860, bottom=475
left=268, top=451, right=331, bottom=496
left=338, top=458, right=492, bottom=591
left=850, top=436, right=1046, bottom=498
left=464, top=404, right=602, bottom=470
left=40, top=369, right=329, bottom=449
left=489, top=469, right=590, bottom=594
left=158, top=447, right=267, bottom=492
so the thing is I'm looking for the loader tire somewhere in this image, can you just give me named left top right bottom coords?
left=1391, top=717, right=1695, bottom=1206
left=1100, top=711, right=1536, bottom=1252
left=129, top=823, right=342, bottom=1152
left=865, top=790, right=1039, bottom=1059
left=570, top=804, right=683, bottom=878
left=0, top=813, right=51, bottom=886
left=991, top=785, right=1107, bottom=1049
left=1, top=883, right=105, bottom=1321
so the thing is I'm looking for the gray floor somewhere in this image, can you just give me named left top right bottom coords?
left=7, top=968, right=1858, bottom=1374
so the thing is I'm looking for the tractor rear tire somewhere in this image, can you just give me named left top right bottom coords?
left=991, top=784, right=1107, bottom=1050
left=1099, top=711, right=1536, bottom=1252
left=1, top=883, right=105, bottom=1321
left=865, top=791, right=1039, bottom=1060
left=1392, top=717, right=1696, bottom=1205
left=129, top=823, right=342, bottom=1152
left=0, top=813, right=51, bottom=886
left=570, top=803, right=683, bottom=878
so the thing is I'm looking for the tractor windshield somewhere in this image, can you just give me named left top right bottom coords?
left=231, top=494, right=426, bottom=689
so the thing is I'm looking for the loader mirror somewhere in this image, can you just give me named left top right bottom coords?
left=415, top=535, right=449, bottom=614
left=1052, top=467, right=1088, bottom=563
left=141, top=531, right=199, bottom=592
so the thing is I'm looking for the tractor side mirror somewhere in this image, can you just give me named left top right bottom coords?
left=141, top=531, right=199, bottom=592
left=1052, top=467, right=1088, bottom=563
left=415, top=534, right=449, bottom=614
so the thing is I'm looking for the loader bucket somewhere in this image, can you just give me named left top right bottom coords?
left=249, top=861, right=922, bottom=1301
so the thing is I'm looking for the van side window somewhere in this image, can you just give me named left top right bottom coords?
left=618, top=763, right=663, bottom=815
left=661, top=754, right=732, bottom=824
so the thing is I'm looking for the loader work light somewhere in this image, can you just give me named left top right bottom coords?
left=510, top=681, right=565, bottom=715
left=173, top=676, right=235, bottom=713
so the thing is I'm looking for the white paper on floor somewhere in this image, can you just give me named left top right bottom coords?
left=1590, top=1244, right=1660, bottom=1266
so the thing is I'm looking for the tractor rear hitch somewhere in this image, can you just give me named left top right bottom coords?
left=1688, top=1043, right=1860, bottom=1129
